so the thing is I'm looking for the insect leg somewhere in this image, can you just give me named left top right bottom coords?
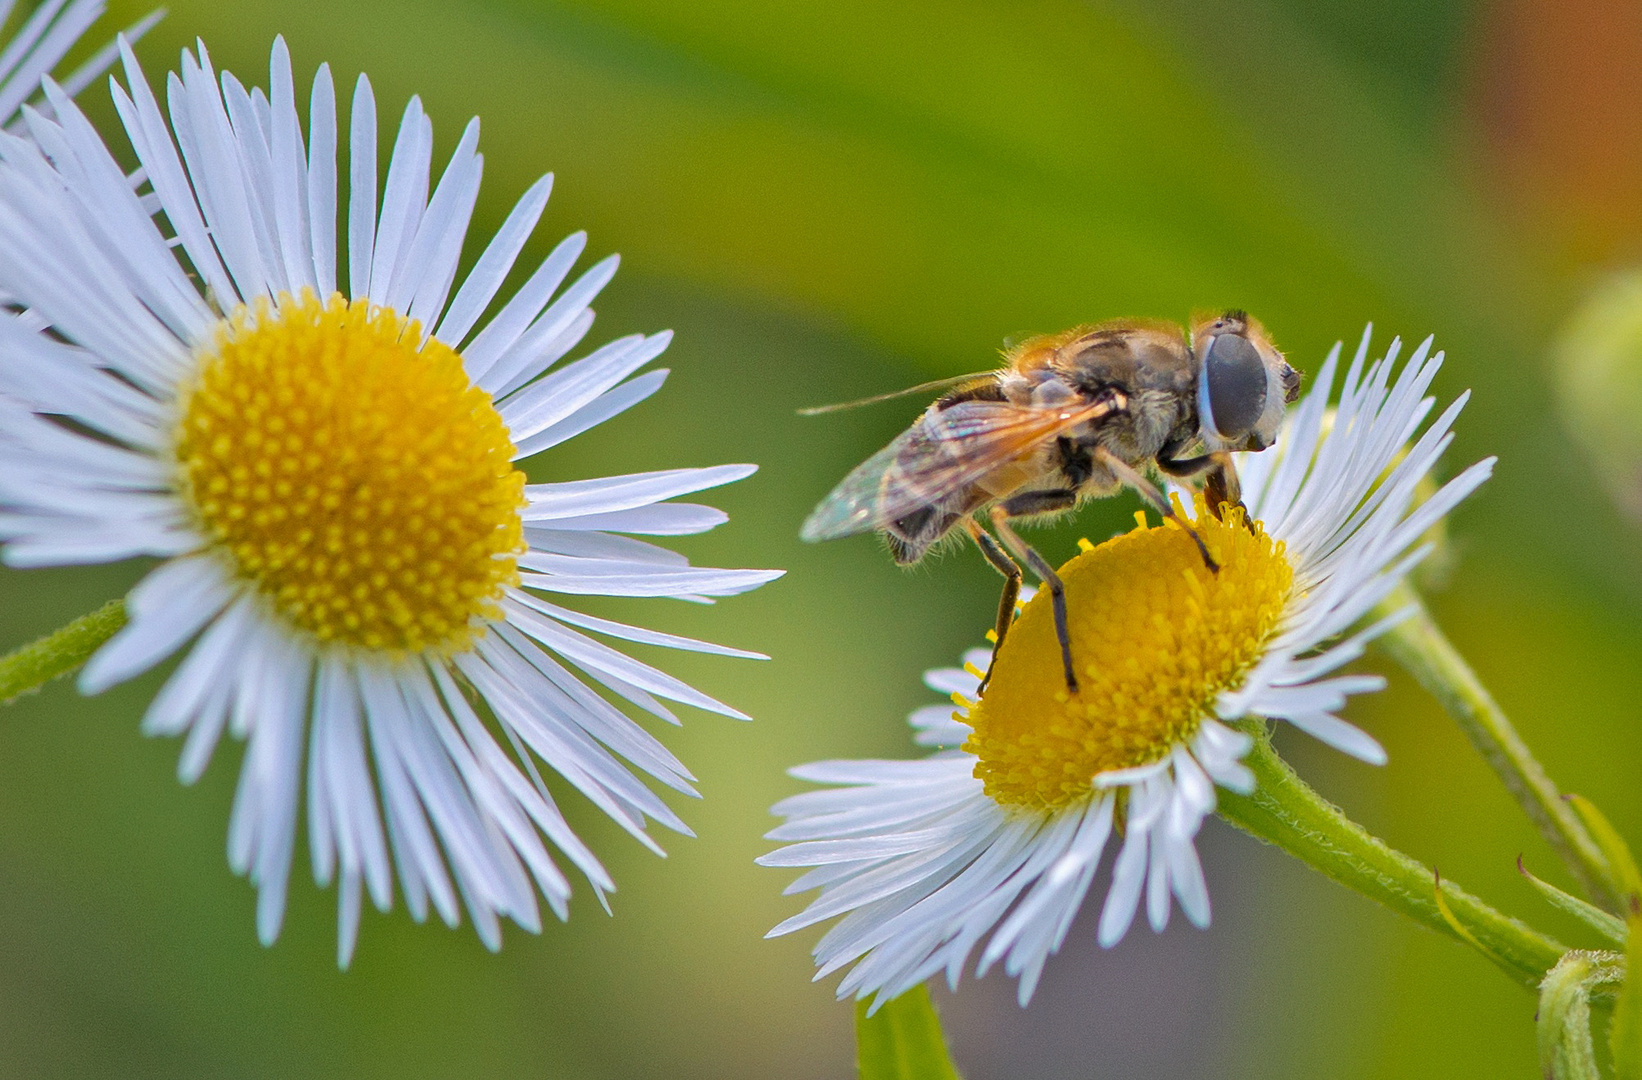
left=989, top=499, right=1080, bottom=693
left=1156, top=451, right=1246, bottom=521
left=1154, top=452, right=1215, bottom=479
left=964, top=518, right=1021, bottom=693
left=1091, top=446, right=1221, bottom=573
left=1202, top=453, right=1244, bottom=522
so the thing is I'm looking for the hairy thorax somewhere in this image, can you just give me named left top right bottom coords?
left=1092, top=388, right=1183, bottom=458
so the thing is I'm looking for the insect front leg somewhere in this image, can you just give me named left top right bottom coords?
left=1156, top=449, right=1247, bottom=525
left=964, top=518, right=1021, bottom=693
left=990, top=492, right=1080, bottom=693
left=1154, top=452, right=1215, bottom=480
left=1091, top=446, right=1220, bottom=572
left=1202, top=453, right=1244, bottom=522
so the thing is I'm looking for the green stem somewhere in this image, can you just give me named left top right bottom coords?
left=1538, top=952, right=1609, bottom=1080
left=856, top=985, right=963, bottom=1080
left=1218, top=729, right=1566, bottom=990
left=0, top=599, right=127, bottom=704
left=1614, top=906, right=1642, bottom=1080
left=1374, top=583, right=1616, bottom=910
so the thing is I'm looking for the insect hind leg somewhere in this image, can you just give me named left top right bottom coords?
left=990, top=495, right=1080, bottom=693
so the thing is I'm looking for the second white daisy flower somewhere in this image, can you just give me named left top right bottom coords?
left=762, top=332, right=1492, bottom=1007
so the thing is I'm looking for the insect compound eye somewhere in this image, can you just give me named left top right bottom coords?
left=1197, top=332, right=1269, bottom=442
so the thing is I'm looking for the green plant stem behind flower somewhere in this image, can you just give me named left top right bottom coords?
left=855, top=984, right=963, bottom=1080
left=1219, top=725, right=1566, bottom=989
left=0, top=599, right=126, bottom=704
left=1374, top=583, right=1617, bottom=910
left=1612, top=901, right=1642, bottom=1079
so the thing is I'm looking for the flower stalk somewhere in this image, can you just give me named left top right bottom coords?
left=1217, top=725, right=1566, bottom=989
left=855, top=985, right=963, bottom=1080
left=1373, top=583, right=1616, bottom=909
left=0, top=599, right=126, bottom=704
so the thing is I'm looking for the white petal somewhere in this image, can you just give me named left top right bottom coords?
left=1097, top=830, right=1147, bottom=947
left=80, top=555, right=235, bottom=692
left=525, top=464, right=757, bottom=522
left=1283, top=711, right=1388, bottom=764
left=345, top=73, right=376, bottom=301
left=437, top=173, right=552, bottom=347
left=306, top=62, right=337, bottom=297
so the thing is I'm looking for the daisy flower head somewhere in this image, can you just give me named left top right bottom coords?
left=761, top=330, right=1493, bottom=1009
left=0, top=37, right=782, bottom=964
left=1, top=0, right=159, bottom=129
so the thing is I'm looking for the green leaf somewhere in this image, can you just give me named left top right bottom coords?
left=855, top=984, right=962, bottom=1080
left=1567, top=794, right=1642, bottom=903
left=1521, top=856, right=1629, bottom=945
left=1614, top=908, right=1642, bottom=1080
left=1432, top=869, right=1497, bottom=961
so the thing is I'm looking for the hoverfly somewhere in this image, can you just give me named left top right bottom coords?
left=801, top=311, right=1301, bottom=692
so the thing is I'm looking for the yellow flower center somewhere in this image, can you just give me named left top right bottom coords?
left=963, top=501, right=1293, bottom=811
left=173, top=291, right=526, bottom=655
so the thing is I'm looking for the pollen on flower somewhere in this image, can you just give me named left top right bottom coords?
left=173, top=290, right=525, bottom=655
left=963, top=498, right=1293, bottom=811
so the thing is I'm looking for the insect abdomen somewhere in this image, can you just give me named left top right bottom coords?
left=886, top=505, right=960, bottom=565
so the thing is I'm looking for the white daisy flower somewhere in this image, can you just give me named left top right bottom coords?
left=761, top=330, right=1493, bottom=1008
left=1, top=0, right=159, bottom=129
left=0, top=37, right=782, bottom=964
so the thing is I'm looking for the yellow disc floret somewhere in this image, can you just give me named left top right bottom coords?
left=173, top=291, right=526, bottom=655
left=964, top=500, right=1293, bottom=811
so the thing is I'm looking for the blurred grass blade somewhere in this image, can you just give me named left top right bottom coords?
left=1520, top=856, right=1628, bottom=945
left=1575, top=792, right=1642, bottom=1078
left=856, top=985, right=962, bottom=1080
left=1567, top=794, right=1642, bottom=903
left=1615, top=907, right=1642, bottom=1080
left=1551, top=268, right=1642, bottom=526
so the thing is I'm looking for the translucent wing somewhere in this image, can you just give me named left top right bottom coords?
left=800, top=394, right=1124, bottom=541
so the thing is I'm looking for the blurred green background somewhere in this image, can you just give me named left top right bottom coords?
left=3, top=0, right=1641, bottom=1075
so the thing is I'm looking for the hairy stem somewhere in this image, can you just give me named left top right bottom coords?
left=0, top=599, right=126, bottom=704
left=1218, top=728, right=1566, bottom=990
left=1539, top=952, right=1604, bottom=1080
left=1374, top=584, right=1616, bottom=910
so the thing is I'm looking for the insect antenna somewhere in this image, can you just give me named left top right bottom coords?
left=798, top=371, right=993, bottom=415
